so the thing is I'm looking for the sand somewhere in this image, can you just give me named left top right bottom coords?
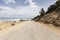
left=38, top=22, right=60, bottom=35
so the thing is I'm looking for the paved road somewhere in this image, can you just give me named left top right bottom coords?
left=0, top=21, right=60, bottom=40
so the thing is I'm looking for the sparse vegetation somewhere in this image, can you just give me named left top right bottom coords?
left=13, top=21, right=16, bottom=23
left=46, top=0, right=60, bottom=13
left=11, top=23, right=15, bottom=26
left=40, top=8, right=45, bottom=16
left=46, top=5, right=57, bottom=13
left=20, top=20, right=24, bottom=21
left=0, top=28, right=1, bottom=30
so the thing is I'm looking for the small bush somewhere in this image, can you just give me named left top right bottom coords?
left=13, top=21, right=16, bottom=23
left=11, top=23, right=15, bottom=26
left=0, top=28, right=1, bottom=30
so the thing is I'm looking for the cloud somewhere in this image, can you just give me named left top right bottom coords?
left=0, top=0, right=41, bottom=19
left=3, top=0, right=15, bottom=4
left=24, top=0, right=37, bottom=7
left=0, top=6, right=41, bottom=19
left=0, top=6, right=13, bottom=16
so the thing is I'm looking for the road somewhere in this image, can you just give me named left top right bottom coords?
left=0, top=21, right=60, bottom=40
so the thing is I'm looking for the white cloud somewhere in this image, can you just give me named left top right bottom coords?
left=0, top=6, right=41, bottom=19
left=0, top=6, right=13, bottom=16
left=3, top=0, right=37, bottom=7
left=3, top=0, right=15, bottom=4
left=0, top=0, right=41, bottom=19
left=24, top=0, right=37, bottom=7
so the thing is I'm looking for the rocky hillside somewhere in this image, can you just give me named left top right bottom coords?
left=32, top=7, right=60, bottom=27
left=32, top=0, right=60, bottom=27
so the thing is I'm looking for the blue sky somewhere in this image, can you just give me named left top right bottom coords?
left=0, top=0, right=56, bottom=20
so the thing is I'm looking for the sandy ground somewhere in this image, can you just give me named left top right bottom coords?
left=0, top=21, right=24, bottom=31
left=0, top=21, right=60, bottom=40
left=38, top=22, right=60, bottom=35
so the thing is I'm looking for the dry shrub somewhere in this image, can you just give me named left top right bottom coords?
left=11, top=23, right=15, bottom=26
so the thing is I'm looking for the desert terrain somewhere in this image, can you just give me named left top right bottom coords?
left=0, top=21, right=60, bottom=40
left=0, top=20, right=24, bottom=31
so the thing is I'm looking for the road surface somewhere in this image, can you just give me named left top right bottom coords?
left=0, top=21, right=60, bottom=40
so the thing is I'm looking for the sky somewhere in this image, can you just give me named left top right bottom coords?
left=0, top=0, right=56, bottom=20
